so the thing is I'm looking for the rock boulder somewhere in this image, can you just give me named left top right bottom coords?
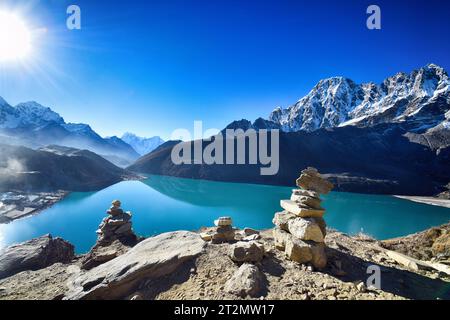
left=229, top=241, right=265, bottom=263
left=272, top=211, right=296, bottom=231
left=224, top=264, right=265, bottom=298
left=65, top=231, right=206, bottom=300
left=0, top=234, right=75, bottom=280
left=288, top=218, right=325, bottom=243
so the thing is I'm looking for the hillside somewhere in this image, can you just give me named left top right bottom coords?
left=128, top=123, right=450, bottom=196
left=0, top=144, right=137, bottom=192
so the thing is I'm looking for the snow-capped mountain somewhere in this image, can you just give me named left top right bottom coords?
left=268, top=64, right=450, bottom=132
left=0, top=100, right=65, bottom=129
left=0, top=97, right=139, bottom=166
left=121, top=132, right=164, bottom=156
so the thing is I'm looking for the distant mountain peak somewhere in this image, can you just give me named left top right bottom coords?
left=267, top=63, right=450, bottom=132
left=121, top=132, right=164, bottom=156
left=0, top=96, right=140, bottom=166
left=0, top=96, right=9, bottom=106
left=15, top=101, right=65, bottom=127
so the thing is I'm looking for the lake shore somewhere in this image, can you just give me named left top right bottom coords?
left=394, top=196, right=450, bottom=209
left=0, top=191, right=69, bottom=224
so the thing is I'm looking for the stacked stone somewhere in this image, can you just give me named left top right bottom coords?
left=272, top=167, right=334, bottom=269
left=96, top=200, right=137, bottom=245
left=200, top=217, right=236, bottom=243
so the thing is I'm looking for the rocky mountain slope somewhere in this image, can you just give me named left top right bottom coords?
left=381, top=222, right=450, bottom=263
left=0, top=144, right=138, bottom=192
left=128, top=122, right=450, bottom=196
left=0, top=98, right=139, bottom=167
left=121, top=133, right=164, bottom=156
left=268, top=64, right=449, bottom=132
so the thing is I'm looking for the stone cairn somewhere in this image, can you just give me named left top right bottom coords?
left=200, top=217, right=236, bottom=244
left=96, top=200, right=137, bottom=246
left=272, top=167, right=334, bottom=269
left=82, top=200, right=139, bottom=270
left=200, top=217, right=262, bottom=244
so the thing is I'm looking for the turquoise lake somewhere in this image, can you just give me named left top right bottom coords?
left=1, top=175, right=450, bottom=253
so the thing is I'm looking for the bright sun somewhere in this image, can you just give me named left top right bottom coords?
left=0, top=11, right=32, bottom=62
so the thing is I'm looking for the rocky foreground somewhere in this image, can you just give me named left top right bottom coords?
left=0, top=228, right=449, bottom=300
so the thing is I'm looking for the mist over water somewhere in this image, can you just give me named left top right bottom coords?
left=1, top=175, right=449, bottom=253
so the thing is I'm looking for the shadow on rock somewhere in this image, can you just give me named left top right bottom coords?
left=325, top=247, right=450, bottom=300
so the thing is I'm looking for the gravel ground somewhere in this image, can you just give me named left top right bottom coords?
left=1, top=229, right=449, bottom=300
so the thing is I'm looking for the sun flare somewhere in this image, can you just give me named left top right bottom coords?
left=0, top=11, right=32, bottom=62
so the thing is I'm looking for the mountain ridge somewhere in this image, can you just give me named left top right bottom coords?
left=121, top=132, right=164, bottom=156
left=254, top=64, right=449, bottom=133
left=0, top=98, right=140, bottom=167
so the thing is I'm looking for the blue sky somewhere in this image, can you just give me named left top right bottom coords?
left=0, top=0, right=449, bottom=140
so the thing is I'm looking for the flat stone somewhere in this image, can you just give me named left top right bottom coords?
left=214, top=217, right=233, bottom=227
left=292, top=189, right=320, bottom=199
left=288, top=218, right=325, bottom=243
left=296, top=173, right=334, bottom=195
left=224, top=264, right=265, bottom=298
left=290, top=195, right=323, bottom=210
left=272, top=211, right=296, bottom=231
left=229, top=241, right=265, bottom=263
left=273, top=228, right=291, bottom=250
left=280, top=200, right=325, bottom=218
left=65, top=231, right=206, bottom=300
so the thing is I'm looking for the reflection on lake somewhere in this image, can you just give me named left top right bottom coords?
left=1, top=175, right=449, bottom=253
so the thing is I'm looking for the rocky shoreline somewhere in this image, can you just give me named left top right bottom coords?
left=394, top=195, right=450, bottom=209
left=0, top=190, right=68, bottom=224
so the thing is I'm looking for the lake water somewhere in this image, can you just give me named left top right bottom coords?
left=1, top=175, right=449, bottom=253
